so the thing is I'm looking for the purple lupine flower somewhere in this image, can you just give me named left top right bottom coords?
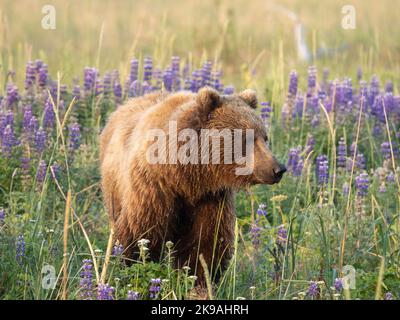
left=260, top=102, right=271, bottom=124
left=307, top=66, right=317, bottom=94
left=190, top=69, right=200, bottom=93
left=325, top=95, right=335, bottom=115
left=0, top=113, right=6, bottom=138
left=27, top=116, right=38, bottom=145
left=223, top=85, right=234, bottom=95
left=196, top=68, right=204, bottom=91
left=163, top=67, right=173, bottom=92
left=36, top=160, right=47, bottom=184
left=16, top=235, right=25, bottom=265
left=1, top=125, right=16, bottom=156
left=359, top=80, right=368, bottom=100
left=212, top=70, right=224, bottom=92
left=34, top=127, right=46, bottom=153
left=83, top=67, right=98, bottom=94
left=35, top=59, right=43, bottom=73
left=113, top=70, right=123, bottom=105
left=369, top=75, right=379, bottom=108
left=305, top=134, right=314, bottom=155
left=143, top=57, right=153, bottom=83
left=383, top=92, right=395, bottom=114
left=293, top=94, right=304, bottom=119
left=80, top=259, right=94, bottom=300
left=356, top=153, right=366, bottom=170
left=287, top=147, right=301, bottom=175
left=212, top=70, right=223, bottom=94
left=5, top=84, right=20, bottom=109
left=43, top=98, right=55, bottom=129
left=250, top=224, right=261, bottom=247
left=381, top=142, right=391, bottom=160
left=288, top=71, right=298, bottom=96
left=294, top=159, right=304, bottom=176
left=69, top=122, right=81, bottom=151
left=171, top=56, right=181, bottom=90
left=387, top=172, right=396, bottom=183
left=201, top=61, right=212, bottom=87
left=334, top=278, right=343, bottom=292
left=95, top=78, right=103, bottom=96
left=308, top=281, right=319, bottom=298
left=385, top=81, right=393, bottom=93
left=38, top=64, right=48, bottom=88
left=276, top=224, right=287, bottom=246
left=72, top=85, right=81, bottom=100
left=0, top=208, right=5, bottom=223
left=308, top=96, right=319, bottom=114
left=48, top=80, right=58, bottom=101
left=371, top=94, right=385, bottom=122
left=25, top=61, right=36, bottom=90
left=129, top=58, right=139, bottom=84
left=129, top=80, right=142, bottom=97
left=97, top=283, right=115, bottom=300
left=112, top=242, right=124, bottom=256
left=318, top=89, right=326, bottom=103
left=5, top=110, right=14, bottom=128
left=23, top=105, right=33, bottom=132
left=337, top=137, right=347, bottom=168
left=385, top=292, right=393, bottom=300
left=142, top=81, right=152, bottom=95
left=373, top=124, right=383, bottom=136
left=149, top=278, right=162, bottom=299
left=316, top=155, right=329, bottom=186
left=3, top=111, right=15, bottom=134
left=113, top=81, right=123, bottom=105
left=127, top=291, right=140, bottom=300
left=257, top=203, right=267, bottom=217
left=355, top=172, right=369, bottom=197
left=344, top=78, right=353, bottom=106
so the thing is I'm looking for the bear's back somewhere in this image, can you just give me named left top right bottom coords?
left=99, top=92, right=167, bottom=164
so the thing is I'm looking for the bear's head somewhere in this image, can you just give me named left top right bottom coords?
left=194, top=87, right=286, bottom=189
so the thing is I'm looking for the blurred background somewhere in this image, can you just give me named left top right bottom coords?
left=0, top=0, right=399, bottom=91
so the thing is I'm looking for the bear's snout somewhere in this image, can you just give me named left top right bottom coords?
left=272, top=164, right=287, bottom=182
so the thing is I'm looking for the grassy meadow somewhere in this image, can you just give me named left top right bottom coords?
left=0, top=0, right=400, bottom=300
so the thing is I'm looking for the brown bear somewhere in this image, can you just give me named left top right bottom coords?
left=99, top=87, right=286, bottom=284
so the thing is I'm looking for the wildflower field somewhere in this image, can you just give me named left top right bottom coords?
left=0, top=0, right=399, bottom=300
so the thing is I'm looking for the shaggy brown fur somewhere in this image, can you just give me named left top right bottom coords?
left=100, top=87, right=285, bottom=284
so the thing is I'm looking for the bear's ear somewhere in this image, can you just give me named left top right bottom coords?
left=196, top=87, right=222, bottom=112
left=239, top=89, right=258, bottom=109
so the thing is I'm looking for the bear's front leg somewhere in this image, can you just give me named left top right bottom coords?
left=176, top=189, right=235, bottom=286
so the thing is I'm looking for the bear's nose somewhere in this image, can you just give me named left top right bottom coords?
left=273, top=164, right=287, bottom=178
